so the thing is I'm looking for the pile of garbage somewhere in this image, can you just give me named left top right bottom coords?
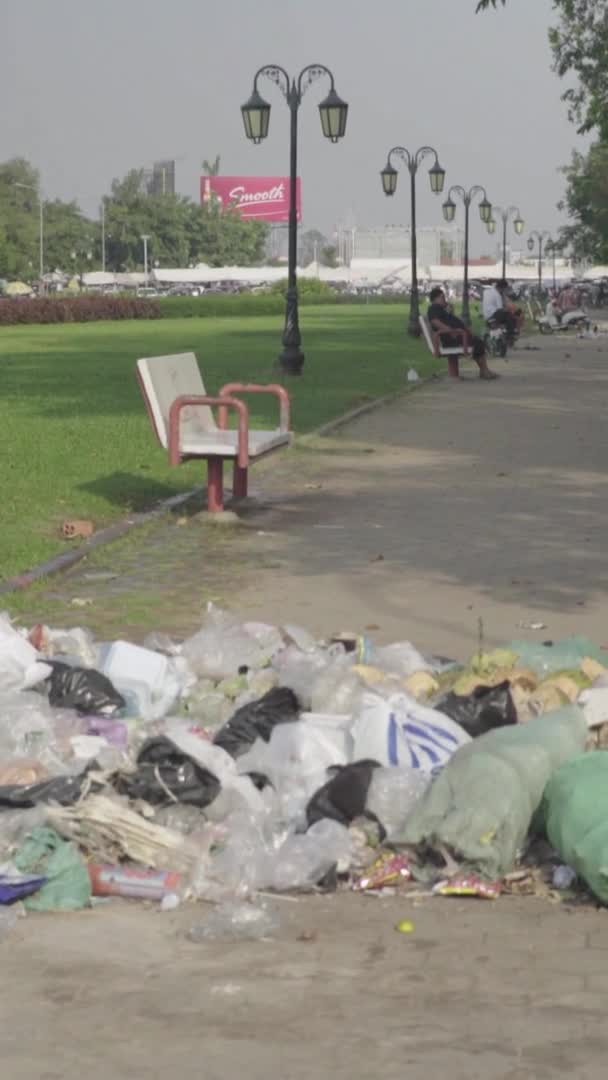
left=2, top=606, right=608, bottom=937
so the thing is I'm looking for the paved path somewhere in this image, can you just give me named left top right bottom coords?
left=24, top=331, right=608, bottom=660
left=5, top=331, right=608, bottom=1079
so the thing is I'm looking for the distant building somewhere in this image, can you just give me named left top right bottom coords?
left=147, top=160, right=176, bottom=196
left=334, top=224, right=465, bottom=266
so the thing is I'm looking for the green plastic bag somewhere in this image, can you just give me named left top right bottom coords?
left=508, top=636, right=608, bottom=678
left=541, top=752, right=608, bottom=905
left=395, top=706, right=588, bottom=879
left=14, top=826, right=91, bottom=911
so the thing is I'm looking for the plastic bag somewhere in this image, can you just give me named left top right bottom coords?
left=310, top=655, right=362, bottom=715
left=434, top=681, right=517, bottom=738
left=541, top=752, right=608, bottom=905
left=236, top=713, right=353, bottom=825
left=272, top=646, right=331, bottom=708
left=365, top=766, right=430, bottom=840
left=181, top=607, right=267, bottom=680
left=164, top=724, right=269, bottom=819
left=367, top=641, right=433, bottom=678
left=114, top=736, right=221, bottom=809
left=263, top=819, right=352, bottom=891
left=0, top=868, right=47, bottom=904
left=188, top=901, right=279, bottom=942
left=213, top=687, right=300, bottom=759
left=0, top=613, right=51, bottom=692
left=351, top=691, right=470, bottom=772
left=45, top=661, right=125, bottom=716
left=306, top=760, right=383, bottom=831
left=395, top=706, right=588, bottom=879
left=0, top=765, right=102, bottom=809
left=14, top=826, right=91, bottom=911
left=509, top=636, right=608, bottom=678
left=37, top=625, right=98, bottom=668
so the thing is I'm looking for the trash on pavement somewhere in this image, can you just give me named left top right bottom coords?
left=88, top=862, right=183, bottom=900
left=188, top=900, right=280, bottom=942
left=13, top=826, right=91, bottom=911
left=0, top=868, right=47, bottom=904
left=541, top=752, right=608, bottom=905
left=394, top=707, right=588, bottom=879
left=435, top=681, right=517, bottom=738
left=432, top=874, right=502, bottom=900
left=0, top=607, right=606, bottom=927
left=45, top=661, right=125, bottom=715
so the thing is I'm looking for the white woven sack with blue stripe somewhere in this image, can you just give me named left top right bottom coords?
left=352, top=691, right=470, bottom=774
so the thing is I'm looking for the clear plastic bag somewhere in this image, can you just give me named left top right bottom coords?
left=181, top=607, right=267, bottom=680
left=368, top=641, right=433, bottom=678
left=272, top=646, right=330, bottom=708
left=365, top=766, right=430, bottom=840
left=264, top=819, right=352, bottom=891
left=188, top=900, right=279, bottom=942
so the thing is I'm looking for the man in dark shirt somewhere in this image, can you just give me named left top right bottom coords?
left=427, top=287, right=498, bottom=379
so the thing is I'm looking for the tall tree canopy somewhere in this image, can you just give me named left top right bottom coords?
left=0, top=159, right=268, bottom=278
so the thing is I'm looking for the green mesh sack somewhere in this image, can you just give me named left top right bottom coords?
left=395, top=706, right=588, bottom=880
left=541, top=752, right=608, bottom=905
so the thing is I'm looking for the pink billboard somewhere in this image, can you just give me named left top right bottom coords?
left=200, top=176, right=302, bottom=222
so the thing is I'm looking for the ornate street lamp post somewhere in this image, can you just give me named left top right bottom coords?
left=527, top=231, right=552, bottom=293
left=242, top=64, right=348, bottom=375
left=442, top=185, right=492, bottom=325
left=380, top=147, right=446, bottom=336
left=487, top=206, right=524, bottom=278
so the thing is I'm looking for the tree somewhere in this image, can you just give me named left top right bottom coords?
left=475, top=0, right=506, bottom=10
left=298, top=228, right=328, bottom=266
left=202, top=155, right=221, bottom=176
left=320, top=245, right=338, bottom=268
left=0, top=158, right=92, bottom=280
left=558, top=142, right=608, bottom=262
left=549, top=0, right=608, bottom=137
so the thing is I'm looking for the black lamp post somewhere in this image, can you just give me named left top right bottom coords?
left=546, top=239, right=558, bottom=292
left=442, top=185, right=492, bottom=325
left=527, top=230, right=552, bottom=293
left=380, top=147, right=446, bottom=336
left=487, top=205, right=524, bottom=278
left=242, top=64, right=348, bottom=375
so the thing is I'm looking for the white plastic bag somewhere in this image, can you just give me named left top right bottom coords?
left=236, top=713, right=353, bottom=825
left=0, top=613, right=51, bottom=692
left=351, top=691, right=470, bottom=772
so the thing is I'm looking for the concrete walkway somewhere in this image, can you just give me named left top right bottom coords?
left=5, top=331, right=608, bottom=1080
left=24, top=330, right=608, bottom=661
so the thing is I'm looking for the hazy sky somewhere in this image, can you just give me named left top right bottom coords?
left=0, top=0, right=583, bottom=254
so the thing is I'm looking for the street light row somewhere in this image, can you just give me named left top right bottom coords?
left=12, top=61, right=553, bottom=366
left=240, top=63, right=552, bottom=371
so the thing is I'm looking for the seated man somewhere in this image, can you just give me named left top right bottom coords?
left=482, top=279, right=518, bottom=343
left=427, top=287, right=498, bottom=380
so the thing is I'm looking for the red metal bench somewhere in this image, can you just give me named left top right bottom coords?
left=137, top=352, right=292, bottom=512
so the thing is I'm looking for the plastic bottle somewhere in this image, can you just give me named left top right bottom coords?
left=88, top=863, right=182, bottom=901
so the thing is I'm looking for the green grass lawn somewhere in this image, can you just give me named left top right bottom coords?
left=0, top=303, right=441, bottom=582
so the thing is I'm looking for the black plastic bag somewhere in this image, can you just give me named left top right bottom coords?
left=46, top=661, right=125, bottom=716
left=306, top=759, right=385, bottom=839
left=0, top=766, right=103, bottom=810
left=213, top=687, right=300, bottom=759
left=114, top=736, right=221, bottom=808
left=435, top=680, right=517, bottom=738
